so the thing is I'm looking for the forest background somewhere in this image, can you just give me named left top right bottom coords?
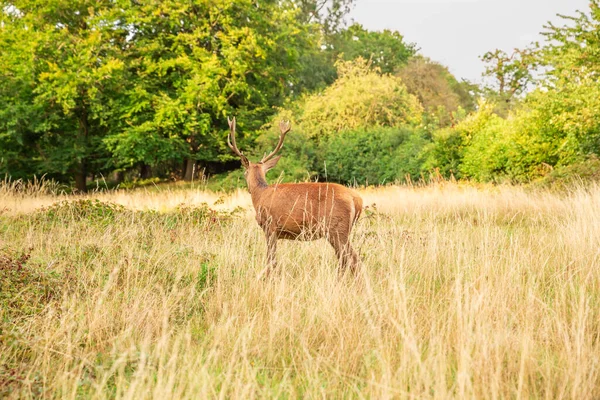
left=1, top=0, right=600, bottom=192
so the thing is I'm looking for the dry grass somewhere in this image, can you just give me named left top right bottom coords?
left=1, top=181, right=599, bottom=399
left=0, top=178, right=252, bottom=215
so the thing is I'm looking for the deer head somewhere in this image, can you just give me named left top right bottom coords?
left=227, top=117, right=291, bottom=190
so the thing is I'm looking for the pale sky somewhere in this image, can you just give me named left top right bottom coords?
left=350, top=0, right=590, bottom=83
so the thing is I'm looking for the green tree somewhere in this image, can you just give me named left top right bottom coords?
left=103, top=1, right=324, bottom=181
left=539, top=0, right=600, bottom=83
left=481, top=48, right=535, bottom=116
left=330, top=23, right=416, bottom=74
left=295, top=0, right=355, bottom=34
left=1, top=0, right=333, bottom=186
left=256, top=59, right=425, bottom=183
left=298, top=58, right=423, bottom=138
left=494, top=1, right=600, bottom=181
left=1, top=0, right=126, bottom=191
left=0, top=8, right=40, bottom=179
left=398, top=56, right=477, bottom=127
left=277, top=0, right=358, bottom=93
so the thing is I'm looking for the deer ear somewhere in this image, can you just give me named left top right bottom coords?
left=262, top=155, right=281, bottom=172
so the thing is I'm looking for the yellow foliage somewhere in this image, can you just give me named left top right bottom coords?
left=298, top=58, right=423, bottom=137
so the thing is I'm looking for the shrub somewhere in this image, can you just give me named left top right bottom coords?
left=394, top=129, right=431, bottom=181
left=321, top=126, right=429, bottom=185
left=255, top=113, right=318, bottom=183
left=37, top=199, right=126, bottom=223
left=208, top=169, right=248, bottom=191
left=0, top=248, right=63, bottom=320
left=267, top=58, right=423, bottom=143
left=501, top=81, right=600, bottom=182
left=460, top=81, right=600, bottom=183
left=423, top=102, right=507, bottom=181
left=421, top=127, right=464, bottom=179
left=534, top=156, right=600, bottom=189
left=300, top=59, right=423, bottom=138
left=460, top=114, right=511, bottom=182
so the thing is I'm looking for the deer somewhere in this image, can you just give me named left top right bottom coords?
left=226, top=117, right=363, bottom=277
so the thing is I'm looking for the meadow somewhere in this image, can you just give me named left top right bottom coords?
left=1, top=181, right=599, bottom=399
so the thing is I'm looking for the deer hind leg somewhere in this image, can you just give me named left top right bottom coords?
left=328, top=232, right=360, bottom=275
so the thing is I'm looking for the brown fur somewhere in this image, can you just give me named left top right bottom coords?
left=244, top=162, right=363, bottom=275
left=227, top=118, right=363, bottom=276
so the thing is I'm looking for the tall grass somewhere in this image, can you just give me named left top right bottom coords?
left=1, top=182, right=599, bottom=398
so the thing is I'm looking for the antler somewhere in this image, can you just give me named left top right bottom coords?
left=260, top=120, right=291, bottom=163
left=227, top=117, right=248, bottom=164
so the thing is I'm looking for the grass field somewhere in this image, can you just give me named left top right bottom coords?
left=1, top=181, right=599, bottom=399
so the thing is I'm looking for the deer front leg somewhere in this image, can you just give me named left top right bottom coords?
left=266, top=232, right=277, bottom=271
left=258, top=227, right=278, bottom=279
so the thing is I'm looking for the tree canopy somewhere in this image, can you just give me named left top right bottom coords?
left=298, top=58, right=423, bottom=137
left=2, top=0, right=599, bottom=189
left=0, top=0, right=357, bottom=189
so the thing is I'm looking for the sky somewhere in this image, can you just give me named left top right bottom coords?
left=349, top=0, right=590, bottom=83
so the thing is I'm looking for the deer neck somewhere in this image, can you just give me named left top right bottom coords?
left=247, top=173, right=269, bottom=205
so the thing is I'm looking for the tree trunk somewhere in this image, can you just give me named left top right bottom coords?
left=140, top=163, right=152, bottom=179
left=181, top=160, right=188, bottom=180
left=183, top=159, right=196, bottom=181
left=185, top=135, right=199, bottom=181
left=75, top=162, right=87, bottom=193
left=76, top=100, right=89, bottom=193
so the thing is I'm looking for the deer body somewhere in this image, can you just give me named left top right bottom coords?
left=251, top=182, right=362, bottom=239
left=227, top=118, right=362, bottom=275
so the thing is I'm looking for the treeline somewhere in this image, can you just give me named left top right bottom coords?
left=254, top=1, right=600, bottom=187
left=0, top=0, right=421, bottom=190
left=1, top=1, right=599, bottom=190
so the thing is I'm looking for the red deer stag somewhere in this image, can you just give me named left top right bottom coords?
left=227, top=117, right=363, bottom=276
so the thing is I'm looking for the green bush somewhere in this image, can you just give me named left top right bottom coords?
left=394, top=129, right=431, bottom=181
left=37, top=199, right=126, bottom=224
left=422, top=127, right=465, bottom=179
left=534, top=156, right=600, bottom=189
left=299, top=59, right=423, bottom=138
left=460, top=113, right=510, bottom=182
left=255, top=116, right=318, bottom=183
left=321, top=126, right=429, bottom=185
left=208, top=170, right=248, bottom=192
left=423, top=102, right=512, bottom=182
left=0, top=249, right=63, bottom=320
left=500, top=82, right=600, bottom=182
